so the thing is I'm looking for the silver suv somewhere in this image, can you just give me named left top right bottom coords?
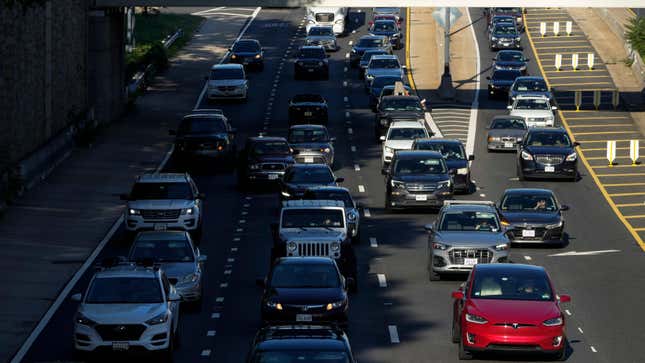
left=424, top=201, right=511, bottom=281
left=71, top=260, right=181, bottom=357
left=121, top=173, right=205, bottom=240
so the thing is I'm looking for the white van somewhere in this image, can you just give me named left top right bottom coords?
left=305, top=7, right=348, bottom=35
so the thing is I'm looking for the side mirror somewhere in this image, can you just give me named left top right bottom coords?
left=558, top=294, right=571, bottom=303
left=168, top=130, right=176, bottom=136
left=468, top=155, right=475, bottom=161
left=197, top=192, right=206, bottom=200
left=551, top=106, right=558, bottom=110
left=573, top=141, right=580, bottom=147
left=71, top=293, right=82, bottom=302
left=197, top=255, right=208, bottom=262
left=329, top=137, right=337, bottom=142
left=119, top=193, right=129, bottom=201
left=560, top=205, right=569, bottom=211
left=424, top=223, right=434, bottom=232
left=379, top=136, right=386, bottom=142
left=506, top=105, right=513, bottom=110
left=451, top=291, right=464, bottom=300
left=486, top=76, right=491, bottom=80
left=346, top=277, right=356, bottom=292
left=335, top=177, right=345, bottom=183
left=255, top=278, right=266, bottom=287
left=168, top=291, right=182, bottom=302
left=381, top=168, right=390, bottom=176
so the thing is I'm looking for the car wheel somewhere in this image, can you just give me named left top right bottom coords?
left=517, top=165, right=525, bottom=181
left=428, top=250, right=441, bottom=281
left=458, top=339, right=473, bottom=360
left=257, top=62, right=264, bottom=71
left=553, top=343, right=567, bottom=361
left=351, top=229, right=360, bottom=244
left=451, top=317, right=461, bottom=343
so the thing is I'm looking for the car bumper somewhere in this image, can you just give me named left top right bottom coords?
left=526, top=120, right=555, bottom=127
left=175, top=280, right=202, bottom=301
left=294, top=152, right=332, bottom=166
left=261, top=307, right=348, bottom=325
left=228, top=57, right=262, bottom=66
left=462, top=323, right=565, bottom=353
left=295, top=64, right=327, bottom=76
left=388, top=191, right=452, bottom=208
left=207, top=87, right=246, bottom=99
left=507, top=226, right=565, bottom=243
left=246, top=171, right=285, bottom=182
left=125, top=216, right=199, bottom=232
left=490, top=40, right=521, bottom=49
left=487, top=141, right=520, bottom=151
left=488, top=86, right=511, bottom=96
left=519, top=161, right=577, bottom=179
left=74, top=323, right=171, bottom=352
left=432, top=250, right=509, bottom=273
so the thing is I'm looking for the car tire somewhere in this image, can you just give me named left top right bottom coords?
left=351, top=229, right=360, bottom=244
left=428, top=250, right=441, bottom=281
left=384, top=195, right=392, bottom=211
left=458, top=339, right=473, bottom=360
left=451, top=317, right=461, bottom=343
left=257, top=62, right=264, bottom=71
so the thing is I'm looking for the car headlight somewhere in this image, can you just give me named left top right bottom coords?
left=321, top=147, right=331, bottom=153
left=519, top=65, right=527, bottom=71
left=457, top=167, right=469, bottom=175
left=297, top=61, right=304, bottom=66
left=488, top=136, right=501, bottom=142
left=432, top=242, right=448, bottom=250
left=515, top=37, right=521, bottom=41
left=287, top=241, right=297, bottom=252
left=491, top=36, right=498, bottom=41
left=466, top=313, right=488, bottom=324
left=495, top=243, right=510, bottom=251
left=347, top=211, right=357, bottom=221
left=351, top=48, right=357, bottom=53
left=255, top=54, right=261, bottom=59
left=75, top=312, right=96, bottom=326
left=230, top=54, right=237, bottom=59
left=565, top=152, right=577, bottom=161
left=384, top=146, right=394, bottom=154
left=391, top=33, right=400, bottom=38
left=281, top=191, right=291, bottom=197
left=318, top=61, right=324, bottom=66
left=334, top=18, right=344, bottom=24
left=437, top=179, right=451, bottom=189
left=543, top=316, right=563, bottom=326
left=546, top=220, right=564, bottom=229
left=330, top=242, right=340, bottom=251
left=128, top=208, right=140, bottom=216
left=249, top=164, right=261, bottom=170
left=380, top=118, right=389, bottom=125
left=307, top=19, right=315, bottom=24
left=366, top=74, right=374, bottom=80
left=181, top=207, right=195, bottom=215
left=494, top=64, right=503, bottom=70
left=546, top=117, right=555, bottom=126
left=326, top=299, right=346, bottom=310
left=179, top=273, right=199, bottom=284
left=391, top=180, right=405, bottom=189
left=521, top=150, right=533, bottom=160
left=145, top=312, right=169, bottom=325
left=266, top=301, right=283, bottom=310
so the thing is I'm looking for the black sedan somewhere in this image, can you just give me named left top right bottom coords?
left=489, top=22, right=521, bottom=50
left=228, top=39, right=264, bottom=70
left=498, top=188, right=569, bottom=245
left=237, top=136, right=295, bottom=188
left=487, top=69, right=522, bottom=99
left=170, top=111, right=237, bottom=167
left=246, top=324, right=357, bottom=362
left=294, top=45, right=329, bottom=80
left=288, top=94, right=328, bottom=126
left=258, top=257, right=352, bottom=327
left=493, top=50, right=529, bottom=74
left=279, top=164, right=343, bottom=200
left=517, top=127, right=579, bottom=181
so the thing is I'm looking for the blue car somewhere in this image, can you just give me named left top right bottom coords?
left=493, top=50, right=529, bottom=74
left=487, top=69, right=522, bottom=99
left=368, top=75, right=405, bottom=109
left=368, top=19, right=402, bottom=49
left=350, top=35, right=392, bottom=67
left=411, top=138, right=474, bottom=193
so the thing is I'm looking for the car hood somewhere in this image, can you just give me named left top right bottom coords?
left=490, top=79, right=516, bottom=87
left=251, top=155, right=294, bottom=164
left=80, top=303, right=166, bottom=324
left=384, top=139, right=415, bottom=150
left=370, top=30, right=397, bottom=36
left=525, top=146, right=573, bottom=155
left=487, top=129, right=526, bottom=138
left=208, top=79, right=245, bottom=87
left=269, top=287, right=345, bottom=305
left=468, top=299, right=561, bottom=325
left=394, top=174, right=449, bottom=183
left=158, top=262, right=196, bottom=280
left=128, top=200, right=194, bottom=210
left=495, top=61, right=525, bottom=68
left=307, top=35, right=335, bottom=42
left=434, top=231, right=507, bottom=246
left=379, top=110, right=424, bottom=121
left=445, top=159, right=468, bottom=170
left=368, top=68, right=404, bottom=78
left=177, top=133, right=228, bottom=141
left=280, top=228, right=345, bottom=241
left=510, top=110, right=553, bottom=119
left=510, top=90, right=551, bottom=99
left=501, top=211, right=561, bottom=225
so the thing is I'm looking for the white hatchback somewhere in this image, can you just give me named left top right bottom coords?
left=380, top=121, right=430, bottom=165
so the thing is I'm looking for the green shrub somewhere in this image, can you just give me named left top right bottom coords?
left=626, top=16, right=645, bottom=60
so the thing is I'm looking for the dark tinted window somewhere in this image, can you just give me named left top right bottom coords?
left=288, top=128, right=329, bottom=143
left=86, top=277, right=163, bottom=304
left=130, top=239, right=194, bottom=263
left=373, top=21, right=396, bottom=31
left=470, top=268, right=554, bottom=301
left=179, top=117, right=226, bottom=134
left=413, top=142, right=465, bottom=160
left=387, top=127, right=427, bottom=140
left=500, top=193, right=557, bottom=212
left=357, top=37, right=384, bottom=47
left=491, top=118, right=526, bottom=129
left=514, top=79, right=548, bottom=92
left=492, top=70, right=521, bottom=80
left=232, top=40, right=260, bottom=52
left=284, top=167, right=334, bottom=183
left=495, top=8, right=521, bottom=14
left=281, top=209, right=344, bottom=228
left=251, top=141, right=291, bottom=155
left=439, top=211, right=500, bottom=232
left=251, top=351, right=350, bottom=363
left=497, top=52, right=524, bottom=62
left=131, top=182, right=193, bottom=200
left=493, top=24, right=517, bottom=34
left=514, top=98, right=551, bottom=110
left=380, top=97, right=422, bottom=111
left=370, top=58, right=400, bottom=69
left=526, top=132, right=571, bottom=147
left=210, top=68, right=244, bottom=80
left=308, top=27, right=334, bottom=36
left=270, top=263, right=340, bottom=288
left=298, top=48, right=326, bottom=59
left=305, top=190, right=353, bottom=208
left=394, top=157, right=447, bottom=175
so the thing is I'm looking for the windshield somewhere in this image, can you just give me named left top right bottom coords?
left=179, top=117, right=226, bottom=134
left=526, top=132, right=571, bottom=147
left=86, top=277, right=163, bottom=304
left=394, top=157, right=447, bottom=175
left=357, top=38, right=383, bottom=47
left=495, top=7, right=521, bottom=14
left=372, top=77, right=403, bottom=89
left=281, top=209, right=345, bottom=228
left=285, top=167, right=334, bottom=183
left=387, top=127, right=427, bottom=140
left=493, top=70, right=521, bottom=80
left=232, top=41, right=260, bottom=52
left=251, top=141, right=291, bottom=155
left=361, top=50, right=387, bottom=62
left=413, top=142, right=465, bottom=160
left=491, top=118, right=526, bottom=129
left=308, top=27, right=334, bottom=36
left=270, top=263, right=340, bottom=288
left=497, top=52, right=524, bottom=62
left=289, top=129, right=329, bottom=143
left=210, top=68, right=243, bottom=80
left=514, top=80, right=548, bottom=92
left=370, top=58, right=400, bottom=69
left=381, top=86, right=410, bottom=97
left=251, top=351, right=350, bottom=363
left=130, top=182, right=193, bottom=200
left=470, top=269, right=554, bottom=301
left=494, top=24, right=517, bottom=34
left=439, top=211, right=500, bottom=232
left=130, top=239, right=194, bottom=263
left=501, top=193, right=558, bottom=212
left=305, top=190, right=353, bottom=208
left=380, top=97, right=422, bottom=111
left=298, top=48, right=326, bottom=59
left=514, top=98, right=551, bottom=110
left=373, top=21, right=396, bottom=32
left=375, top=7, right=399, bottom=14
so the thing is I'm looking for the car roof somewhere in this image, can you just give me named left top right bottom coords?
left=359, top=34, right=387, bottom=40
left=444, top=204, right=498, bottom=213
left=134, top=231, right=189, bottom=241
left=493, top=69, right=522, bottom=75
left=95, top=264, right=160, bottom=279
left=414, top=138, right=463, bottom=145
left=526, top=127, right=567, bottom=133
left=514, top=76, right=546, bottom=81
left=497, top=50, right=523, bottom=55
left=310, top=25, right=333, bottom=30
left=363, top=49, right=388, bottom=55
left=289, top=124, right=327, bottom=130
left=211, top=63, right=243, bottom=70
left=282, top=199, right=344, bottom=209
left=395, top=150, right=443, bottom=159
left=305, top=186, right=351, bottom=193
left=389, top=121, right=425, bottom=128
left=503, top=188, right=555, bottom=196
left=136, top=173, right=188, bottom=183
left=255, top=325, right=347, bottom=350
left=515, top=94, right=550, bottom=99
left=492, top=115, right=525, bottom=120
left=374, top=19, right=397, bottom=24
left=475, top=263, right=546, bottom=274
left=249, top=136, right=288, bottom=142
left=371, top=54, right=398, bottom=60
left=183, top=113, right=225, bottom=121
left=492, top=15, right=516, bottom=19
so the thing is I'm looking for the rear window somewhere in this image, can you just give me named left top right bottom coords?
left=357, top=37, right=384, bottom=47
left=308, top=27, right=334, bottom=36
left=232, top=41, right=259, bottom=52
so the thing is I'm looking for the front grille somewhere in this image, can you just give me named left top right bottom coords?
left=295, top=155, right=327, bottom=164
left=535, top=154, right=564, bottom=165
left=501, top=136, right=518, bottom=142
left=284, top=304, right=326, bottom=313
left=217, top=85, right=237, bottom=91
left=487, top=344, right=541, bottom=351
left=95, top=324, right=146, bottom=341
left=297, top=242, right=331, bottom=257
left=315, top=13, right=334, bottom=22
left=141, top=209, right=181, bottom=220
left=448, top=248, right=493, bottom=265
left=261, top=163, right=286, bottom=171
left=494, top=323, right=536, bottom=328
left=406, top=183, right=436, bottom=192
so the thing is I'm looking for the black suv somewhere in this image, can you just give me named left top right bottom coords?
left=237, top=136, right=295, bottom=188
left=489, top=22, right=521, bottom=50
left=288, top=94, right=329, bottom=126
left=246, top=325, right=357, bottom=362
left=412, top=138, right=474, bottom=193
left=170, top=111, right=237, bottom=167
left=279, top=164, right=343, bottom=200
left=517, top=127, right=579, bottom=181
left=382, top=150, right=453, bottom=210
left=350, top=35, right=392, bottom=66
left=288, top=124, right=335, bottom=166
left=487, top=69, right=522, bottom=99
left=294, top=46, right=329, bottom=80
left=375, top=95, right=427, bottom=140
left=258, top=257, right=352, bottom=327
left=228, top=39, right=264, bottom=70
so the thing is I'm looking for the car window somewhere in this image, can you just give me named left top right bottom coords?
left=281, top=209, right=345, bottom=228
left=526, top=132, right=571, bottom=147
left=130, top=239, right=194, bottom=263
left=514, top=80, right=547, bottom=92
left=251, top=141, right=291, bottom=155
left=210, top=68, right=244, bottom=80
left=179, top=117, right=226, bottom=134
left=288, top=129, right=329, bottom=143
left=500, top=194, right=557, bottom=212
left=251, top=351, right=351, bottom=363
left=387, top=128, right=427, bottom=140
left=413, top=142, right=465, bottom=160
left=361, top=50, right=387, bottom=62
left=298, top=48, right=325, bottom=58
left=232, top=41, right=260, bottom=52
left=372, top=77, right=403, bottom=89
left=380, top=97, right=422, bottom=111
left=370, top=58, right=400, bottom=69
left=439, top=211, right=500, bottom=232
left=491, top=118, right=527, bottom=129
left=130, top=182, right=193, bottom=200
left=85, top=277, right=163, bottom=304
left=270, top=263, right=341, bottom=288
left=284, top=167, right=334, bottom=183
left=495, top=7, right=521, bottom=14
left=305, top=190, right=353, bottom=208
left=514, top=98, right=550, bottom=110
left=373, top=21, right=396, bottom=31
left=470, top=269, right=554, bottom=301
left=308, top=27, right=334, bottom=36
left=497, top=52, right=524, bottom=62
left=493, top=24, right=517, bottom=34
left=394, top=157, right=447, bottom=175
left=358, top=38, right=384, bottom=47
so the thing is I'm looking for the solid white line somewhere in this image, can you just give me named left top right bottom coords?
left=523, top=255, right=532, bottom=261
left=549, top=249, right=621, bottom=257
left=358, top=185, right=365, bottom=193
left=465, top=8, right=480, bottom=157
left=364, top=208, right=371, bottom=217
left=201, top=349, right=211, bottom=357
left=388, top=325, right=400, bottom=343
left=155, top=145, right=175, bottom=173
left=345, top=52, right=350, bottom=58
left=349, top=40, right=353, bottom=45
left=354, top=164, right=361, bottom=171
left=591, top=346, right=598, bottom=353
left=343, top=81, right=348, bottom=87
left=207, top=330, right=216, bottom=336
left=239, top=219, right=246, bottom=224
left=578, top=327, right=584, bottom=334
left=370, top=237, right=378, bottom=247
left=211, top=312, right=221, bottom=319
left=377, top=274, right=388, bottom=287
left=424, top=112, right=443, bottom=137
left=191, top=6, right=226, bottom=15
left=206, top=12, right=251, bottom=18
left=233, top=237, right=241, bottom=241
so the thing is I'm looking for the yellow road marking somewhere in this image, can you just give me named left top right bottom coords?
left=532, top=39, right=589, bottom=44
left=592, top=164, right=645, bottom=169
left=605, top=183, right=645, bottom=187
left=573, top=131, right=638, bottom=136
left=625, top=215, right=645, bottom=219
left=545, top=69, right=606, bottom=73
left=617, top=203, right=645, bottom=207
left=586, top=156, right=633, bottom=160
left=583, top=147, right=633, bottom=151
left=405, top=8, right=416, bottom=91
left=524, top=12, right=645, bottom=250
left=566, top=116, right=630, bottom=120
left=609, top=192, right=645, bottom=197
left=635, top=228, right=645, bottom=232
left=569, top=124, right=633, bottom=128
left=597, top=173, right=645, bottom=177
left=535, top=45, right=593, bottom=50
left=550, top=82, right=614, bottom=87
left=548, top=76, right=613, bottom=80
left=576, top=139, right=642, bottom=143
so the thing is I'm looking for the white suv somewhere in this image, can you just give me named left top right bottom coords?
left=121, top=173, right=204, bottom=239
left=507, top=94, right=557, bottom=127
left=71, top=261, right=181, bottom=357
left=206, top=63, right=248, bottom=101
left=380, top=121, right=430, bottom=165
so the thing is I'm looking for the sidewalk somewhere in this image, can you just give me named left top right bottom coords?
left=0, top=14, right=245, bottom=362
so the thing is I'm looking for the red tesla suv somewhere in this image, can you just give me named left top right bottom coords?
left=451, top=263, right=570, bottom=360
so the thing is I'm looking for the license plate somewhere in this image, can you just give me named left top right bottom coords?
left=153, top=223, right=167, bottom=231
left=544, top=166, right=555, bottom=173
left=415, top=195, right=428, bottom=201
left=112, top=342, right=129, bottom=351
left=502, top=42, right=510, bottom=46
left=296, top=314, right=313, bottom=322
left=308, top=68, right=314, bottom=72
left=243, top=61, right=249, bottom=65
left=304, top=157, right=314, bottom=163
left=504, top=142, right=514, bottom=148
left=304, top=111, right=313, bottom=116
left=522, top=229, right=536, bottom=237
left=268, top=174, right=279, bottom=180
left=464, top=258, right=478, bottom=266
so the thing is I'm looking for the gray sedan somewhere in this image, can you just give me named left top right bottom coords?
left=486, top=115, right=527, bottom=151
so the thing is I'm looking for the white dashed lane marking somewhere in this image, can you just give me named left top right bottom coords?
left=220, top=282, right=228, bottom=288
left=591, top=346, right=598, bottom=353
left=211, top=313, right=221, bottom=319
left=216, top=297, right=225, bottom=303
left=207, top=330, right=216, bottom=336
left=358, top=185, right=365, bottom=193
left=354, top=164, right=361, bottom=171
left=224, top=269, right=232, bottom=275
left=347, top=128, right=353, bottom=135
left=369, top=237, right=378, bottom=247
left=565, top=309, right=572, bottom=316
left=351, top=146, right=357, bottom=152
left=377, top=274, right=387, bottom=287
left=201, top=349, right=211, bottom=357
left=523, top=255, right=532, bottom=261
left=388, top=325, right=400, bottom=343
left=364, top=208, right=371, bottom=217
left=578, top=327, right=584, bottom=334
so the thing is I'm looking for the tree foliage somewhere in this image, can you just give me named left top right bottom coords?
left=626, top=16, right=645, bottom=60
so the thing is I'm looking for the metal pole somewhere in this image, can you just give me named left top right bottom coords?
left=444, top=7, right=450, bottom=75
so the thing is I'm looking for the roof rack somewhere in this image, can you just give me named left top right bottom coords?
left=282, top=199, right=345, bottom=208
left=443, top=200, right=496, bottom=207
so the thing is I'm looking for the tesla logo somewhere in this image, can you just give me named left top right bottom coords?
left=512, top=323, right=519, bottom=329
